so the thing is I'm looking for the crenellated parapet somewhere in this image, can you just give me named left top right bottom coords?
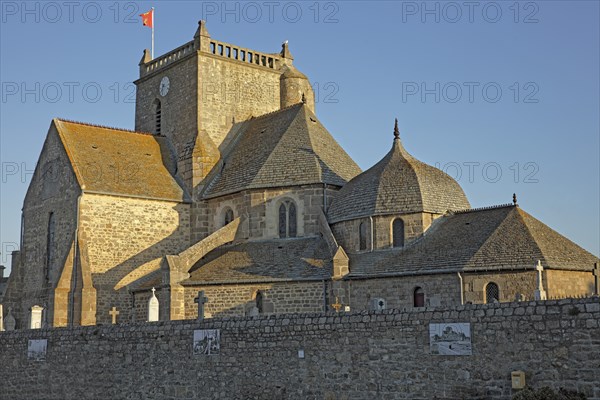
left=139, top=40, right=196, bottom=78
left=138, top=20, right=292, bottom=79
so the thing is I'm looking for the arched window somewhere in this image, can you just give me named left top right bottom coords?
left=485, top=282, right=500, bottom=304
left=414, top=287, right=425, bottom=307
left=359, top=222, right=368, bottom=251
left=392, top=218, right=404, bottom=248
left=45, top=212, right=56, bottom=281
left=255, top=291, right=264, bottom=314
left=223, top=208, right=234, bottom=226
left=154, top=99, right=162, bottom=135
left=278, top=200, right=297, bottom=238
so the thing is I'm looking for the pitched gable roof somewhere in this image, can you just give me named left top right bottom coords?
left=54, top=119, right=189, bottom=202
left=202, top=104, right=361, bottom=199
left=348, top=205, right=598, bottom=278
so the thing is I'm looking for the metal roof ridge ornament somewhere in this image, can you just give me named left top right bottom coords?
left=393, top=118, right=400, bottom=141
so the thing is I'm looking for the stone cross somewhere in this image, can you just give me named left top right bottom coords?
left=593, top=263, right=599, bottom=296
left=331, top=297, right=342, bottom=313
left=194, top=291, right=209, bottom=321
left=534, top=260, right=547, bottom=301
left=109, top=307, right=120, bottom=325
left=148, top=287, right=159, bottom=322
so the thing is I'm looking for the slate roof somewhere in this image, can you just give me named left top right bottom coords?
left=202, top=103, right=361, bottom=199
left=183, top=237, right=332, bottom=285
left=327, top=131, right=470, bottom=223
left=54, top=119, right=189, bottom=202
left=348, top=205, right=599, bottom=278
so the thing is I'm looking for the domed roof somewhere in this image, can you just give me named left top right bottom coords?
left=327, top=120, right=470, bottom=223
left=280, top=65, right=309, bottom=80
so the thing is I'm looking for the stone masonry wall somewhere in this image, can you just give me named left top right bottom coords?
left=462, top=271, right=537, bottom=304
left=197, top=185, right=338, bottom=241
left=331, top=212, right=441, bottom=253
left=349, top=274, right=461, bottom=310
left=183, top=281, right=326, bottom=318
left=3, top=124, right=81, bottom=328
left=135, top=55, right=198, bottom=155
left=78, top=194, right=191, bottom=324
left=0, top=298, right=598, bottom=399
left=198, top=53, right=282, bottom=148
left=546, top=270, right=595, bottom=299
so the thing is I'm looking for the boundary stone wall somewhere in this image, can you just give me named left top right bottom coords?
left=0, top=298, right=598, bottom=400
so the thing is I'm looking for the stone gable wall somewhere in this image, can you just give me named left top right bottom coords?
left=3, top=125, right=81, bottom=328
left=78, top=194, right=191, bottom=324
left=0, top=298, right=598, bottom=399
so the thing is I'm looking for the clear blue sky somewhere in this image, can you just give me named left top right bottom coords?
left=1, top=1, right=599, bottom=272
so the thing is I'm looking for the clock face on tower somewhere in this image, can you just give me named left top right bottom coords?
left=159, top=76, right=170, bottom=97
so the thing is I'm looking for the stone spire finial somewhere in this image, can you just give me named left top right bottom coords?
left=139, top=49, right=152, bottom=66
left=194, top=20, right=211, bottom=51
left=281, top=40, right=294, bottom=60
left=195, top=20, right=210, bottom=38
left=393, top=118, right=400, bottom=140
left=513, top=193, right=517, bottom=205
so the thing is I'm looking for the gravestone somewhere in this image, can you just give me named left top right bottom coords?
left=109, top=307, right=120, bottom=325
left=515, top=293, right=525, bottom=302
left=148, top=287, right=159, bottom=322
left=534, top=260, right=547, bottom=301
left=194, top=291, right=209, bottom=321
left=29, top=305, right=44, bottom=329
left=4, top=307, right=16, bottom=331
left=246, top=305, right=259, bottom=317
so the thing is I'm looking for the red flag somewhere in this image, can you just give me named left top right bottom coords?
left=140, top=9, right=153, bottom=29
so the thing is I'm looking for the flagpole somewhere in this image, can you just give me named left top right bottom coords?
left=151, top=7, right=155, bottom=59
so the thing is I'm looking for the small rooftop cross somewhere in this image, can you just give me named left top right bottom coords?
left=331, top=297, right=342, bottom=313
left=593, top=263, right=599, bottom=296
left=109, top=307, right=120, bottom=325
left=194, top=290, right=209, bottom=321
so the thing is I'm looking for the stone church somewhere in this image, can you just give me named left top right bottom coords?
left=2, top=21, right=598, bottom=328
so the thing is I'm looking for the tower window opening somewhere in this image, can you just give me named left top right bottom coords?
left=45, top=212, right=56, bottom=282
left=155, top=100, right=162, bottom=135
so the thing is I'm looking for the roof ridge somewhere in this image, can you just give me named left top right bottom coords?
left=248, top=102, right=303, bottom=122
left=55, top=118, right=154, bottom=136
left=453, top=204, right=516, bottom=214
